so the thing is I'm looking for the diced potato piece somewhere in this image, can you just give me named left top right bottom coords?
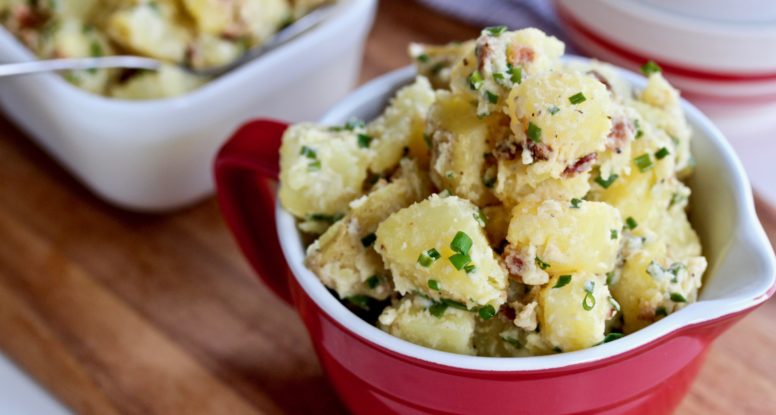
left=408, top=41, right=475, bottom=89
left=278, top=124, right=371, bottom=218
left=375, top=195, right=508, bottom=308
left=495, top=159, right=590, bottom=207
left=507, top=200, right=622, bottom=274
left=450, top=28, right=564, bottom=116
left=538, top=272, right=613, bottom=351
left=428, top=91, right=498, bottom=206
left=473, top=314, right=551, bottom=357
left=107, top=2, right=192, bottom=62
left=188, top=33, right=242, bottom=69
left=505, top=68, right=613, bottom=178
left=378, top=296, right=476, bottom=355
left=109, top=65, right=205, bottom=99
left=182, top=0, right=289, bottom=42
left=610, top=240, right=707, bottom=333
left=367, top=76, right=436, bottom=173
left=305, top=160, right=432, bottom=300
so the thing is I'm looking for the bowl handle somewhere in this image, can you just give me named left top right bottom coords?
left=214, top=119, right=293, bottom=305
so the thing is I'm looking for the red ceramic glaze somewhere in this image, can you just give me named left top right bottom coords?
left=213, top=119, right=764, bottom=415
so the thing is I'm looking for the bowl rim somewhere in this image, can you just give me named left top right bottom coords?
left=0, top=0, right=370, bottom=111
left=275, top=60, right=776, bottom=372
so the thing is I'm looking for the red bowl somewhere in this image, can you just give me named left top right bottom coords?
left=213, top=67, right=776, bottom=415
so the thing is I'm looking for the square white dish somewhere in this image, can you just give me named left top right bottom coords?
left=0, top=0, right=376, bottom=211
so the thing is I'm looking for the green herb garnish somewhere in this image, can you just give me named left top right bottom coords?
left=464, top=264, right=477, bottom=274
left=449, top=253, right=472, bottom=270
left=307, top=213, right=344, bottom=223
left=300, top=145, right=317, bottom=159
left=344, top=118, right=365, bottom=131
left=417, top=248, right=441, bottom=267
left=641, top=60, right=662, bottom=76
left=553, top=275, right=572, bottom=289
left=484, top=25, right=508, bottom=36
left=654, top=147, right=670, bottom=160
left=366, top=275, right=381, bottom=289
left=602, top=332, right=624, bottom=343
left=610, top=229, right=618, bottom=240
left=428, top=279, right=440, bottom=291
left=508, top=64, right=522, bottom=84
left=450, top=231, right=473, bottom=255
left=535, top=256, right=550, bottom=270
left=670, top=292, right=687, bottom=303
left=634, top=153, right=653, bottom=172
left=570, top=198, right=582, bottom=209
left=568, top=92, right=586, bottom=105
left=625, top=216, right=638, bottom=230
left=416, top=53, right=430, bottom=63
left=485, top=90, right=499, bottom=104
left=347, top=295, right=370, bottom=310
left=429, top=301, right=447, bottom=317
left=468, top=70, right=484, bottom=90
left=527, top=122, right=542, bottom=143
left=473, top=210, right=488, bottom=227
left=594, top=174, right=618, bottom=189
left=478, top=305, right=497, bottom=320
left=357, top=133, right=373, bottom=148
left=582, top=280, right=596, bottom=310
left=634, top=119, right=643, bottom=139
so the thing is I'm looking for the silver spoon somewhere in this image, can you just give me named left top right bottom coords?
left=0, top=4, right=334, bottom=78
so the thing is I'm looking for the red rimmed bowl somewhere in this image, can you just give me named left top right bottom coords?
left=214, top=63, right=776, bottom=415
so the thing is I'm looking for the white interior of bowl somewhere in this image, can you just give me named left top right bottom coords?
left=276, top=60, right=776, bottom=371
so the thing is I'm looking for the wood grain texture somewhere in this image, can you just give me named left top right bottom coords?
left=0, top=1, right=774, bottom=414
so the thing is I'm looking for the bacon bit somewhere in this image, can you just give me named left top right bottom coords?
left=502, top=245, right=525, bottom=276
left=508, top=46, right=535, bottom=66
left=563, top=153, right=597, bottom=176
left=494, top=140, right=522, bottom=161
left=607, top=118, right=634, bottom=151
left=476, top=40, right=492, bottom=71
left=501, top=305, right=516, bottom=321
left=588, top=70, right=612, bottom=92
left=527, top=140, right=551, bottom=161
left=14, top=6, right=45, bottom=30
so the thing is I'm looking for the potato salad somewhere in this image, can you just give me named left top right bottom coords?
left=0, top=0, right=328, bottom=99
left=278, top=27, right=707, bottom=356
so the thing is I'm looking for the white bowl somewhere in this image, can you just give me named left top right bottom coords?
left=275, top=61, right=776, bottom=370
left=0, top=0, right=376, bottom=211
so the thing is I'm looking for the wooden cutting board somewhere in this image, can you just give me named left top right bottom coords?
left=0, top=1, right=774, bottom=414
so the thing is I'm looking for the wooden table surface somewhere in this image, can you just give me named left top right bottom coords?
left=1, top=1, right=775, bottom=414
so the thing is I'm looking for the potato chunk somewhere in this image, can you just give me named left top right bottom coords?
left=408, top=41, right=474, bottom=89
left=428, top=91, right=498, bottom=206
left=495, top=159, right=590, bottom=207
left=378, top=296, right=476, bottom=355
left=505, top=68, right=613, bottom=178
left=278, top=124, right=372, bottom=219
left=450, top=28, right=564, bottom=116
left=375, top=195, right=508, bottom=308
left=610, top=239, right=707, bottom=333
left=507, top=200, right=622, bottom=275
left=305, top=160, right=432, bottom=300
left=538, top=272, right=613, bottom=351
left=367, top=76, right=436, bottom=173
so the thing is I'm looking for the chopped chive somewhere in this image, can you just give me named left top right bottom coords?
left=602, top=332, right=624, bottom=343
left=366, top=275, right=381, bottom=289
left=443, top=299, right=468, bottom=310
left=582, top=292, right=596, bottom=311
left=429, top=301, right=448, bottom=317
left=634, top=153, right=653, bottom=172
left=307, top=160, right=321, bottom=171
left=450, top=231, right=473, bottom=255
left=508, top=64, right=522, bottom=84
left=485, top=25, right=508, bottom=36
left=654, top=147, right=670, bottom=160
left=625, top=216, right=638, bottom=230
left=464, top=264, right=477, bottom=274
left=417, top=248, right=441, bottom=267
left=493, top=72, right=505, bottom=81
left=535, top=256, right=550, bottom=270
left=634, top=119, right=643, bottom=139
left=553, top=275, right=572, bottom=289
left=347, top=295, right=370, bottom=310
left=641, top=60, right=662, bottom=76
left=473, top=210, right=488, bottom=227
left=670, top=292, right=687, bottom=303
left=595, top=174, right=619, bottom=189
left=360, top=233, right=376, bottom=247
left=468, top=70, right=484, bottom=90
left=568, top=92, right=586, bottom=105
left=526, top=122, right=542, bottom=143
left=343, top=118, right=365, bottom=131
left=300, top=145, right=317, bottom=159
left=485, top=90, right=499, bottom=104
left=90, top=41, right=103, bottom=57
left=449, top=253, right=472, bottom=270
left=610, top=229, right=618, bottom=240
left=669, top=192, right=686, bottom=208
left=423, top=132, right=432, bottom=148
left=416, top=53, right=430, bottom=63
left=357, top=133, right=373, bottom=148
left=548, top=105, right=560, bottom=115
left=606, top=271, right=615, bottom=285
left=570, top=198, right=582, bottom=209
left=428, top=279, right=440, bottom=291
left=655, top=306, right=668, bottom=317
left=478, top=305, right=497, bottom=320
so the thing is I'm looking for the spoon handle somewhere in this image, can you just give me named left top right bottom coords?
left=0, top=56, right=162, bottom=78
